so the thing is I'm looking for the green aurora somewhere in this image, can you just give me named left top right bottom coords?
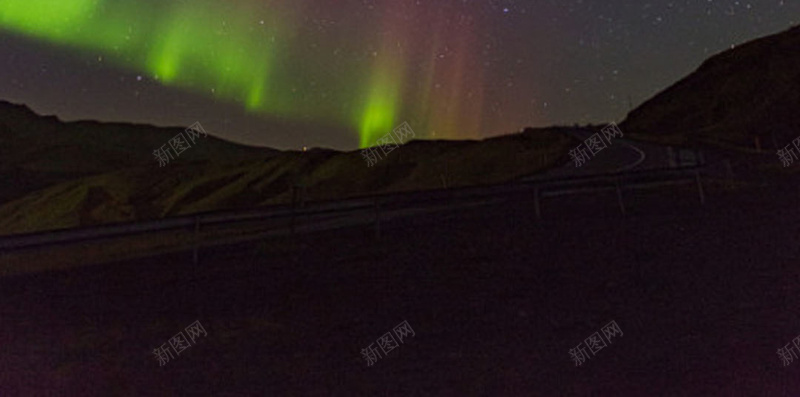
left=0, top=0, right=397, bottom=147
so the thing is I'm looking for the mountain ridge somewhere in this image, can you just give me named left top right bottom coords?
left=0, top=102, right=574, bottom=235
left=621, top=25, right=800, bottom=150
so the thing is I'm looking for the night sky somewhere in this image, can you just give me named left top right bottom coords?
left=0, top=0, right=797, bottom=150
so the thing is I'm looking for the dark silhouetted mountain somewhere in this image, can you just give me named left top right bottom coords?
left=621, top=25, right=800, bottom=150
left=0, top=100, right=276, bottom=203
left=0, top=102, right=574, bottom=235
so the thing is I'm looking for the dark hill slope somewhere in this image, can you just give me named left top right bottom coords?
left=0, top=102, right=575, bottom=235
left=621, top=26, right=800, bottom=150
left=0, top=101, right=276, bottom=202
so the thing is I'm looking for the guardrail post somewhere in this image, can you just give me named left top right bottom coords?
left=291, top=185, right=301, bottom=237
left=534, top=186, right=542, bottom=220
left=615, top=177, right=626, bottom=216
left=724, top=159, right=733, bottom=188
left=290, top=203, right=296, bottom=237
left=374, top=197, right=381, bottom=240
left=667, top=146, right=675, bottom=168
left=695, top=169, right=706, bottom=205
left=192, top=216, right=200, bottom=265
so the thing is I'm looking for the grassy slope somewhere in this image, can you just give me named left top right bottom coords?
left=0, top=128, right=575, bottom=236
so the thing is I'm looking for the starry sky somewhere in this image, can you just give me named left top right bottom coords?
left=0, top=0, right=797, bottom=150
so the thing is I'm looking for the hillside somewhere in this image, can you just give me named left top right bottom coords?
left=0, top=103, right=575, bottom=235
left=0, top=101, right=277, bottom=203
left=621, top=25, right=800, bottom=150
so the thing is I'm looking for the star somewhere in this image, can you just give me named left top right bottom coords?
left=0, top=0, right=796, bottom=150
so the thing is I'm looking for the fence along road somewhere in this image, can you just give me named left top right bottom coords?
left=0, top=164, right=708, bottom=258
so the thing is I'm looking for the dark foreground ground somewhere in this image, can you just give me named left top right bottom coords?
left=1, top=175, right=799, bottom=396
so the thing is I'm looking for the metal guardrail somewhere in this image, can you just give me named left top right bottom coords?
left=0, top=165, right=707, bottom=251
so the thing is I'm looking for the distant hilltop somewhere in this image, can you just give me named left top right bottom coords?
left=621, top=25, right=800, bottom=150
